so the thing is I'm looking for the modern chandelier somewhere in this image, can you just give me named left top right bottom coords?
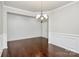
left=36, top=1, right=48, bottom=23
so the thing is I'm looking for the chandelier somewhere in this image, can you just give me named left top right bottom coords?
left=36, top=1, right=48, bottom=23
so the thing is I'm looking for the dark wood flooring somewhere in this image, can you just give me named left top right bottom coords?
left=1, top=37, right=79, bottom=57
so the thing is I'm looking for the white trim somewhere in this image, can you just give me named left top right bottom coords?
left=8, top=36, right=47, bottom=41
left=48, top=1, right=78, bottom=14
left=0, top=34, right=3, bottom=57
left=3, top=5, right=8, bottom=49
left=48, top=42, right=79, bottom=54
left=54, top=32, right=79, bottom=39
left=53, top=1, right=77, bottom=11
left=0, top=49, right=3, bottom=57
left=8, top=36, right=42, bottom=41
left=0, top=34, right=3, bottom=49
left=4, top=6, right=37, bottom=17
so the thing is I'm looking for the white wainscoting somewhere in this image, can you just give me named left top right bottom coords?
left=0, top=34, right=3, bottom=56
left=48, top=32, right=79, bottom=54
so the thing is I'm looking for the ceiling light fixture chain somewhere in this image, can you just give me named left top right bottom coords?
left=41, top=1, right=43, bottom=16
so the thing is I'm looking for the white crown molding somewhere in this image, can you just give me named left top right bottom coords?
left=47, top=1, right=78, bottom=14
left=3, top=5, right=37, bottom=17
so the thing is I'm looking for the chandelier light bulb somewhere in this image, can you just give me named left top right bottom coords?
left=43, top=14, right=48, bottom=19
left=36, top=14, right=41, bottom=19
left=40, top=16, right=44, bottom=20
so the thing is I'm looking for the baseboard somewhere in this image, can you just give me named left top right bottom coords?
left=0, top=49, right=3, bottom=57
left=0, top=34, right=3, bottom=56
left=0, top=34, right=3, bottom=49
left=8, top=36, right=48, bottom=42
left=48, top=42, right=79, bottom=54
left=49, top=32, right=79, bottom=54
left=8, top=36, right=40, bottom=41
left=3, top=33, right=8, bottom=49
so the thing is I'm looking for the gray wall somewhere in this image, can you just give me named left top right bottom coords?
left=7, top=13, right=42, bottom=41
left=49, top=2, right=79, bottom=53
left=52, top=2, right=79, bottom=35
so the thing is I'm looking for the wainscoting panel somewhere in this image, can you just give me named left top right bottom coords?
left=49, top=32, right=79, bottom=54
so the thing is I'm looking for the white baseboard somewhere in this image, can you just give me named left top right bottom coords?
left=0, top=34, right=3, bottom=57
left=48, top=42, right=79, bottom=54
left=7, top=36, right=48, bottom=42
left=3, top=33, right=7, bottom=49
left=0, top=34, right=3, bottom=50
left=0, top=49, right=3, bottom=57
left=8, top=36, right=42, bottom=41
left=49, top=32, right=79, bottom=54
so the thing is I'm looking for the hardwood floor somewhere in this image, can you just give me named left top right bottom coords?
left=1, top=37, right=79, bottom=57
left=48, top=44, right=79, bottom=57
left=7, top=37, right=48, bottom=57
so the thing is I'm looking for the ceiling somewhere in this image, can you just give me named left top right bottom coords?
left=4, top=1, right=72, bottom=12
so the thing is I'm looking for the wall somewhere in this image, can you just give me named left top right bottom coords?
left=2, top=5, right=48, bottom=49
left=42, top=21, right=48, bottom=38
left=49, top=2, right=79, bottom=53
left=7, top=13, right=41, bottom=41
left=53, top=2, right=79, bottom=35
left=0, top=2, right=3, bottom=34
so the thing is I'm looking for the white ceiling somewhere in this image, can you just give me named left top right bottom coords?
left=4, top=1, right=72, bottom=12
